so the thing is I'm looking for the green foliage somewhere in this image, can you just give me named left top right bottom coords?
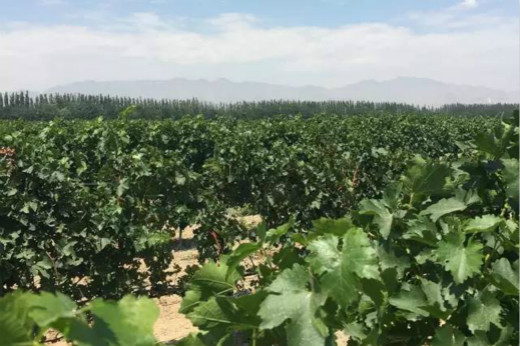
left=258, top=264, right=328, bottom=346
left=1, top=114, right=495, bottom=299
left=0, top=111, right=517, bottom=346
left=0, top=291, right=158, bottom=346
left=308, top=229, right=379, bottom=306
left=177, top=114, right=519, bottom=346
left=434, top=230, right=483, bottom=284
left=0, top=118, right=200, bottom=299
left=0, top=90, right=516, bottom=120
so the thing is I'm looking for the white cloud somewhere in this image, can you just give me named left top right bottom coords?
left=39, top=0, right=66, bottom=6
left=408, top=0, right=492, bottom=29
left=455, top=0, right=478, bottom=9
left=408, top=11, right=507, bottom=29
left=207, top=13, right=258, bottom=31
left=0, top=11, right=517, bottom=92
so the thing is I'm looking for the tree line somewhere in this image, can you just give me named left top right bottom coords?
left=0, top=90, right=517, bottom=120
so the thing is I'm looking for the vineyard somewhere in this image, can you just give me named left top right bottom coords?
left=0, top=110, right=518, bottom=346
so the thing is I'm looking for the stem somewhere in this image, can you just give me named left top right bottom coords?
left=308, top=267, right=316, bottom=293
left=252, top=329, right=257, bottom=346
left=248, top=256, right=257, bottom=270
left=178, top=227, right=183, bottom=247
left=45, top=250, right=61, bottom=286
left=260, top=248, right=275, bottom=270
left=484, top=238, right=500, bottom=270
left=408, top=193, right=415, bottom=208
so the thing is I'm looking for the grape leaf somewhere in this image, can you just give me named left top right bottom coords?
left=258, top=264, right=327, bottom=346
left=402, top=216, right=438, bottom=246
left=359, top=199, right=393, bottom=239
left=467, top=290, right=502, bottom=333
left=434, top=231, right=483, bottom=284
left=401, top=158, right=451, bottom=196
left=0, top=292, right=33, bottom=346
left=377, top=246, right=410, bottom=278
left=176, top=331, right=229, bottom=346
left=181, top=260, right=240, bottom=314
left=422, top=198, right=467, bottom=222
left=490, top=258, right=519, bottom=296
left=28, top=292, right=76, bottom=327
left=422, top=189, right=480, bottom=222
left=465, top=215, right=504, bottom=233
left=308, top=229, right=379, bottom=306
left=502, top=158, right=519, bottom=203
left=265, top=216, right=295, bottom=243
left=388, top=284, right=428, bottom=317
left=474, top=121, right=514, bottom=158
left=311, top=217, right=353, bottom=236
left=418, top=279, right=450, bottom=319
left=226, top=243, right=262, bottom=278
left=467, top=324, right=513, bottom=346
left=431, top=325, right=465, bottom=346
left=187, top=297, right=258, bottom=330
left=87, top=295, right=159, bottom=346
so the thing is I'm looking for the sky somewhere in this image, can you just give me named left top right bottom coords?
left=0, top=0, right=518, bottom=91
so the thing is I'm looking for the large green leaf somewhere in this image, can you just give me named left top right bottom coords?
left=401, top=157, right=451, bottom=196
left=230, top=290, right=268, bottom=317
left=467, top=325, right=514, bottom=346
left=176, top=331, right=230, bottom=346
left=466, top=290, right=502, bottom=333
left=422, top=189, right=480, bottom=222
left=307, top=234, right=340, bottom=276
left=0, top=292, right=34, bottom=346
left=490, top=258, right=519, bottom=296
left=431, top=325, right=465, bottom=346
left=359, top=199, right=393, bottom=239
left=265, top=216, right=295, bottom=243
left=388, top=284, right=428, bottom=317
left=473, top=121, right=514, bottom=158
left=193, top=259, right=240, bottom=291
left=377, top=246, right=410, bottom=278
left=418, top=279, right=450, bottom=319
left=258, top=264, right=327, bottom=346
left=226, top=243, right=262, bottom=278
left=308, top=229, right=379, bottom=306
left=181, top=260, right=241, bottom=314
left=27, top=292, right=76, bottom=327
left=422, top=197, right=467, bottom=222
left=502, top=158, right=519, bottom=203
left=434, top=231, right=483, bottom=284
left=464, top=215, right=504, bottom=233
left=402, top=216, right=438, bottom=246
left=311, top=217, right=353, bottom=237
left=180, top=286, right=205, bottom=315
left=52, top=317, right=102, bottom=346
left=187, top=297, right=258, bottom=331
left=86, top=295, right=159, bottom=346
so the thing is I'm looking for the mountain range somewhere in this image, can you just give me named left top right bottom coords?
left=46, top=77, right=519, bottom=105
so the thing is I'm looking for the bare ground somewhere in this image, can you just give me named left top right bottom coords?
left=46, top=216, right=348, bottom=345
left=48, top=233, right=200, bottom=346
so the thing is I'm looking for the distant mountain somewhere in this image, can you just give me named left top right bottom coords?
left=45, top=77, right=519, bottom=105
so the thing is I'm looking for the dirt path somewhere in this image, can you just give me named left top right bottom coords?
left=48, top=230, right=200, bottom=346
left=154, top=294, right=198, bottom=344
left=46, top=218, right=348, bottom=345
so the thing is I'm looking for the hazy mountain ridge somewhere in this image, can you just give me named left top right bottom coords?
left=46, top=77, right=519, bottom=105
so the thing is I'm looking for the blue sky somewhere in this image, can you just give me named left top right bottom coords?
left=3, top=0, right=518, bottom=28
left=0, top=0, right=518, bottom=91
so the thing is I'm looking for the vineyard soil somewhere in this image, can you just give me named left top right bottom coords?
left=44, top=226, right=201, bottom=345
left=44, top=220, right=355, bottom=346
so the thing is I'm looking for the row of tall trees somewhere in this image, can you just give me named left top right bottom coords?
left=0, top=91, right=517, bottom=120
